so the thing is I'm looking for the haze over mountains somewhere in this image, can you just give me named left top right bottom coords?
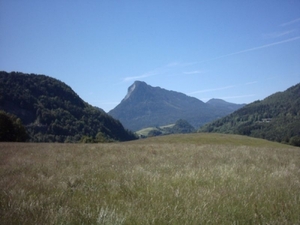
left=109, top=81, right=245, bottom=131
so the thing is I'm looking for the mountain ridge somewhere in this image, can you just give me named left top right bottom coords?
left=109, top=81, right=245, bottom=131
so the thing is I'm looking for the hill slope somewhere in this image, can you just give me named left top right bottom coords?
left=136, top=119, right=196, bottom=137
left=0, top=71, right=137, bottom=142
left=199, top=83, right=300, bottom=146
left=109, top=81, right=244, bottom=131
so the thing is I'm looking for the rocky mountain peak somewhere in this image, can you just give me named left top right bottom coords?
left=109, top=81, right=244, bottom=131
left=122, top=81, right=148, bottom=101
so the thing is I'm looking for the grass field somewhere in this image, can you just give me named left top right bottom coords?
left=136, top=124, right=175, bottom=137
left=1, top=133, right=300, bottom=224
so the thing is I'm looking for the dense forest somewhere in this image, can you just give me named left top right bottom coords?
left=0, top=71, right=137, bottom=142
left=199, top=83, right=300, bottom=146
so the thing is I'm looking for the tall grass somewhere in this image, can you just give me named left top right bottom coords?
left=1, top=133, right=299, bottom=224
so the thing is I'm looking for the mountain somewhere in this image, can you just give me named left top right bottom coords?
left=108, top=81, right=244, bottom=131
left=0, top=71, right=137, bottom=142
left=199, top=83, right=300, bottom=146
left=207, top=98, right=246, bottom=112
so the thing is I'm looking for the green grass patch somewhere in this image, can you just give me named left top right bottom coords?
left=136, top=133, right=287, bottom=147
left=136, top=124, right=175, bottom=137
left=1, top=133, right=299, bottom=224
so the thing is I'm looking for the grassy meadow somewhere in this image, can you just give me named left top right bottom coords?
left=1, top=133, right=300, bottom=224
left=136, top=124, right=175, bottom=137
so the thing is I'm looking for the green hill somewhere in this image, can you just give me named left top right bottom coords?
left=199, top=83, right=300, bottom=146
left=137, top=119, right=195, bottom=137
left=0, top=71, right=137, bottom=142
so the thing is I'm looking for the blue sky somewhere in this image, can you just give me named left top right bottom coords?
left=1, top=1, right=299, bottom=112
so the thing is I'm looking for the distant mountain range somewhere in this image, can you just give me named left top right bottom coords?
left=199, top=83, right=300, bottom=146
left=108, top=81, right=245, bottom=131
left=0, top=71, right=137, bottom=142
left=3, top=71, right=298, bottom=146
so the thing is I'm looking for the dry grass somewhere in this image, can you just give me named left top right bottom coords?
left=0, top=133, right=299, bottom=224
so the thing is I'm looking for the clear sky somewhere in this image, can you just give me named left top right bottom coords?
left=1, top=1, right=299, bottom=112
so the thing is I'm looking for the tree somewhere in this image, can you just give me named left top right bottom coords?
left=0, top=111, right=15, bottom=141
left=148, top=130, right=162, bottom=137
left=95, top=132, right=109, bottom=143
left=79, top=136, right=94, bottom=143
left=289, top=136, right=300, bottom=147
left=0, top=111, right=28, bottom=142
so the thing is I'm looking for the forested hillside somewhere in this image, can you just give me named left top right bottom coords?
left=199, top=83, right=300, bottom=146
left=0, top=71, right=137, bottom=142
